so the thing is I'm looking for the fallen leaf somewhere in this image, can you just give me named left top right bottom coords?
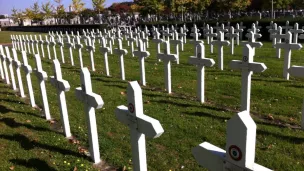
left=9, top=166, right=14, bottom=170
left=267, top=114, right=274, bottom=120
left=26, top=120, right=31, bottom=123
left=120, top=91, right=125, bottom=95
left=73, top=166, right=78, bottom=171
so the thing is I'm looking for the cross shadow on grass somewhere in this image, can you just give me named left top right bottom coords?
left=0, top=118, right=56, bottom=133
left=0, top=104, right=43, bottom=119
left=257, top=129, right=304, bottom=145
left=0, top=134, right=87, bottom=159
left=10, top=158, right=56, bottom=171
left=183, top=111, right=231, bottom=121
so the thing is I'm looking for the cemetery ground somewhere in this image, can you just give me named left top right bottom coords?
left=1, top=31, right=304, bottom=170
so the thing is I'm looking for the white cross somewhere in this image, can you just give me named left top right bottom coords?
left=216, top=24, right=228, bottom=33
left=21, top=51, right=36, bottom=107
left=75, top=67, right=104, bottom=164
left=34, top=54, right=51, bottom=120
left=127, top=31, right=136, bottom=57
left=26, top=35, right=32, bottom=54
left=178, top=27, right=187, bottom=51
left=12, top=48, right=25, bottom=98
left=106, top=31, right=114, bottom=54
left=282, top=21, right=293, bottom=33
left=170, top=30, right=182, bottom=64
left=206, top=27, right=217, bottom=54
left=49, top=36, right=57, bottom=59
left=50, top=59, right=72, bottom=138
left=65, top=35, right=75, bottom=66
left=234, top=24, right=244, bottom=46
left=152, top=29, right=164, bottom=56
left=18, top=35, right=24, bottom=51
left=266, top=21, right=274, bottom=40
left=5, top=47, right=17, bottom=91
left=56, top=36, right=65, bottom=63
left=203, top=24, right=210, bottom=44
left=99, top=37, right=111, bottom=77
left=43, top=35, right=51, bottom=59
left=38, top=35, right=45, bottom=58
left=0, top=45, right=9, bottom=84
left=34, top=35, right=40, bottom=57
left=275, top=31, right=302, bottom=80
left=225, top=26, right=239, bottom=55
left=157, top=41, right=177, bottom=94
left=22, top=35, right=28, bottom=53
left=268, top=23, right=278, bottom=47
left=86, top=36, right=96, bottom=71
left=230, top=44, right=267, bottom=113
left=290, top=23, right=304, bottom=43
left=247, top=24, right=260, bottom=34
left=190, top=25, right=203, bottom=56
left=30, top=35, right=36, bottom=54
left=114, top=39, right=128, bottom=80
left=134, top=39, right=150, bottom=86
left=163, top=28, right=172, bottom=42
left=189, top=43, right=215, bottom=103
left=11, top=35, right=16, bottom=49
left=193, top=111, right=272, bottom=171
left=272, top=26, right=285, bottom=58
left=75, top=36, right=84, bottom=68
left=242, top=31, right=263, bottom=57
left=211, top=31, right=230, bottom=70
left=239, top=22, right=247, bottom=40
left=115, top=81, right=164, bottom=171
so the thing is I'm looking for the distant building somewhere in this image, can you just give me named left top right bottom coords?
left=0, top=18, right=13, bottom=27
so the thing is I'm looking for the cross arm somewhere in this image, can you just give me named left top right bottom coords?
left=275, top=43, right=302, bottom=50
left=288, top=66, right=304, bottom=77
left=86, top=46, right=95, bottom=51
left=50, top=77, right=70, bottom=91
left=157, top=53, right=177, bottom=61
left=190, top=40, right=204, bottom=45
left=133, top=51, right=150, bottom=58
left=75, top=44, right=83, bottom=49
left=75, top=87, right=104, bottom=109
left=100, top=47, right=110, bottom=53
left=241, top=41, right=263, bottom=48
left=13, top=60, right=21, bottom=68
left=230, top=60, right=267, bottom=73
left=170, top=40, right=183, bottom=45
left=189, top=57, right=215, bottom=67
left=22, top=65, right=32, bottom=73
left=152, top=39, right=164, bottom=44
left=115, top=106, right=164, bottom=138
left=192, top=142, right=225, bottom=170
left=114, top=49, right=128, bottom=55
left=34, top=70, right=48, bottom=81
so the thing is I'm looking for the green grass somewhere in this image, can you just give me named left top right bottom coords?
left=1, top=31, right=304, bottom=170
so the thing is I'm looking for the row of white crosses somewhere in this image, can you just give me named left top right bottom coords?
left=2, top=43, right=164, bottom=168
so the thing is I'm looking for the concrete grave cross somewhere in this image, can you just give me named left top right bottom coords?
left=43, top=35, right=51, bottom=59
left=203, top=24, right=210, bottom=44
left=127, top=31, right=136, bottom=57
left=190, top=25, right=203, bottom=56
left=178, top=27, right=187, bottom=51
left=18, top=35, right=24, bottom=51
left=170, top=30, right=182, bottom=64
left=12, top=48, right=25, bottom=98
left=275, top=31, right=302, bottom=80
left=75, top=67, right=104, bottom=164
left=163, top=28, right=172, bottom=42
left=255, top=21, right=262, bottom=30
left=49, top=36, right=57, bottom=59
left=106, top=31, right=113, bottom=54
left=282, top=21, right=293, bottom=33
left=22, top=35, right=28, bottom=53
left=268, top=23, right=278, bottom=47
left=34, top=54, right=51, bottom=120
left=56, top=36, right=65, bottom=63
left=193, top=111, right=272, bottom=171
left=206, top=27, right=217, bottom=54
left=242, top=31, right=263, bottom=57
left=271, top=26, right=285, bottom=58
left=266, top=21, right=274, bottom=40
left=30, top=35, right=36, bottom=54
left=225, top=26, right=239, bottom=55
left=11, top=35, right=16, bottom=49
left=211, top=31, right=230, bottom=70
left=13, top=35, right=19, bottom=51
left=290, top=23, right=304, bottom=43
left=229, top=44, right=267, bottom=113
left=152, top=29, right=164, bottom=56
left=86, top=36, right=96, bottom=71
left=38, top=35, right=45, bottom=58
left=114, top=39, right=128, bottom=80
left=288, top=66, right=304, bottom=129
left=65, top=35, right=75, bottom=66
left=50, top=59, right=72, bottom=138
left=5, top=47, right=17, bottom=91
left=217, top=24, right=228, bottom=33
left=157, top=41, right=177, bottom=94
left=26, top=35, right=32, bottom=54
left=247, top=24, right=260, bottom=34
left=21, top=51, right=36, bottom=107
left=115, top=81, right=164, bottom=171
left=75, top=36, right=84, bottom=68
left=99, top=37, right=111, bottom=77
left=133, top=39, right=150, bottom=86
left=0, top=45, right=9, bottom=84
left=34, top=35, right=40, bottom=57
left=140, top=31, right=148, bottom=51
left=188, top=43, right=215, bottom=103
left=0, top=45, right=5, bottom=80
left=239, top=22, right=247, bottom=41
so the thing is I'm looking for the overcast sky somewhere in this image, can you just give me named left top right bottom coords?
left=0, top=0, right=131, bottom=15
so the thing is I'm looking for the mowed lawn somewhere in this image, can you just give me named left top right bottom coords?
left=0, top=30, right=304, bottom=171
